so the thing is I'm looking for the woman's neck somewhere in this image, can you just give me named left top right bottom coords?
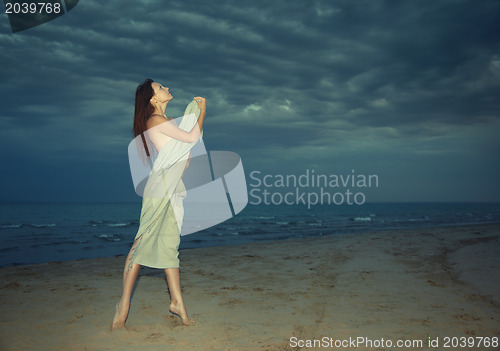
left=152, top=102, right=169, bottom=117
left=152, top=110, right=166, bottom=117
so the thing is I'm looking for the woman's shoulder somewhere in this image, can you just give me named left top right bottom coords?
left=146, top=115, right=175, bottom=131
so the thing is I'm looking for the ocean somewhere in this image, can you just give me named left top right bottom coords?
left=1, top=202, right=499, bottom=267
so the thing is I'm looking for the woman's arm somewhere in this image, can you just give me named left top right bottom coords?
left=193, top=97, right=207, bottom=136
left=147, top=97, right=207, bottom=143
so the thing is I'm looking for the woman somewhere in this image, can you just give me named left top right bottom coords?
left=112, top=78, right=206, bottom=329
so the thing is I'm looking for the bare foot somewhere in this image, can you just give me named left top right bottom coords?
left=111, top=301, right=128, bottom=330
left=169, top=303, right=195, bottom=325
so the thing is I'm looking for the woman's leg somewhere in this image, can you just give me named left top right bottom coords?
left=164, top=268, right=195, bottom=325
left=111, top=238, right=142, bottom=330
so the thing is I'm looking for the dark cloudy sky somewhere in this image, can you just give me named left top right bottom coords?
left=1, top=0, right=499, bottom=203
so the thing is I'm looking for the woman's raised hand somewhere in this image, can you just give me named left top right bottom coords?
left=193, top=97, right=207, bottom=111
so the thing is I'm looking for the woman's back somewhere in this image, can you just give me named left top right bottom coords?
left=146, top=115, right=177, bottom=153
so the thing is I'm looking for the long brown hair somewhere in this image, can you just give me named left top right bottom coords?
left=132, top=78, right=155, bottom=163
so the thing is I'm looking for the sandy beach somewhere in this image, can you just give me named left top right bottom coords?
left=1, top=222, right=499, bottom=350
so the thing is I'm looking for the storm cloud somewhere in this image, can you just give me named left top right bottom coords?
left=1, top=0, right=499, bottom=202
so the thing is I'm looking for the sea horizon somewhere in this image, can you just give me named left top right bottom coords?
left=1, top=202, right=499, bottom=267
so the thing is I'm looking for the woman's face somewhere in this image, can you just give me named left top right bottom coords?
left=151, top=82, right=173, bottom=104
